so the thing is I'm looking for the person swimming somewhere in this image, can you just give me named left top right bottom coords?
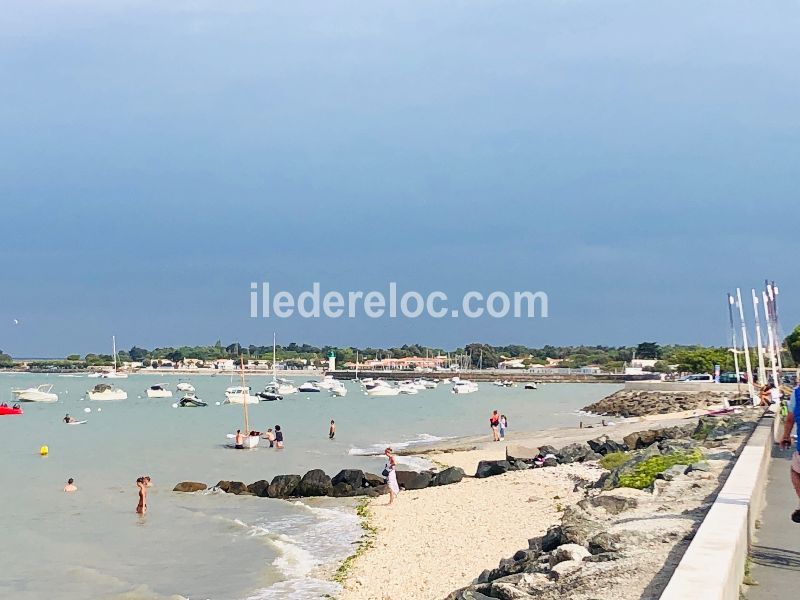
left=63, top=413, right=74, bottom=423
left=64, top=478, right=77, bottom=492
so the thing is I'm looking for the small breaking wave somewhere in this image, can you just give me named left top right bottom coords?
left=348, top=432, right=451, bottom=456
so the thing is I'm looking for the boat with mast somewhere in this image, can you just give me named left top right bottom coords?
left=270, top=333, right=297, bottom=395
left=227, top=357, right=260, bottom=449
left=101, top=336, right=128, bottom=378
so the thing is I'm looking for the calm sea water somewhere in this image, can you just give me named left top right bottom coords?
left=0, top=373, right=619, bottom=599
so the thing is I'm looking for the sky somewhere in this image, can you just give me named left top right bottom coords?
left=0, top=0, right=798, bottom=357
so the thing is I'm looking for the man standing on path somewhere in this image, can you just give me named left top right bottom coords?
left=779, top=382, right=800, bottom=522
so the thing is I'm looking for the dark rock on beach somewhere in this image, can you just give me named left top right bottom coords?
left=587, top=435, right=626, bottom=455
left=173, top=481, right=207, bottom=493
left=363, top=472, right=386, bottom=487
left=246, top=479, right=270, bottom=497
left=332, top=469, right=365, bottom=489
left=395, top=470, right=433, bottom=490
left=556, top=443, right=591, bottom=464
left=267, top=474, right=301, bottom=498
left=366, top=484, right=390, bottom=497
left=297, top=469, right=333, bottom=496
left=475, top=460, right=512, bottom=478
left=432, top=466, right=465, bottom=486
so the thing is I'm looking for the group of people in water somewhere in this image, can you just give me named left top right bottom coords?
left=489, top=410, right=509, bottom=441
left=234, top=425, right=285, bottom=449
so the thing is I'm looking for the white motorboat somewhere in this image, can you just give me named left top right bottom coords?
left=298, top=381, right=322, bottom=393
left=176, top=382, right=195, bottom=393
left=87, top=383, right=128, bottom=401
left=419, top=378, right=438, bottom=389
left=364, top=380, right=401, bottom=397
left=317, top=375, right=337, bottom=390
left=179, top=393, right=207, bottom=407
left=330, top=382, right=348, bottom=397
left=12, top=384, right=59, bottom=403
left=494, top=380, right=515, bottom=388
left=524, top=383, right=538, bottom=390
left=269, top=335, right=298, bottom=395
left=452, top=380, right=479, bottom=394
left=411, top=379, right=427, bottom=391
left=398, top=381, right=419, bottom=395
left=224, top=386, right=260, bottom=405
left=146, top=384, right=173, bottom=398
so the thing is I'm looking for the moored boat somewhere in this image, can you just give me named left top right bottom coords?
left=12, top=384, right=59, bottom=403
left=146, top=384, right=173, bottom=399
left=0, top=404, right=23, bottom=416
left=87, top=383, right=128, bottom=401
left=179, top=394, right=207, bottom=407
left=452, top=380, right=479, bottom=394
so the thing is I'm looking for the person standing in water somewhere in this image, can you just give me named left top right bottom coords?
left=329, top=420, right=336, bottom=439
left=264, top=428, right=275, bottom=448
left=490, top=410, right=501, bottom=442
left=234, top=429, right=244, bottom=449
left=136, top=477, right=147, bottom=514
left=383, top=447, right=399, bottom=505
left=63, top=413, right=74, bottom=424
left=64, top=478, right=77, bottom=492
left=274, top=425, right=284, bottom=449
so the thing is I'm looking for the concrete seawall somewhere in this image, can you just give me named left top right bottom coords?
left=330, top=371, right=656, bottom=383
left=659, top=413, right=772, bottom=600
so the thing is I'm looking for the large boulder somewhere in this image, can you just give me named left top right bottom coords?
left=586, top=490, right=641, bottom=515
left=395, top=470, right=433, bottom=490
left=366, top=484, right=389, bottom=497
left=557, top=443, right=591, bottom=464
left=297, top=469, right=333, bottom=497
left=538, top=445, right=558, bottom=456
left=267, top=474, right=301, bottom=498
left=623, top=429, right=659, bottom=450
left=432, top=466, right=465, bottom=486
left=560, top=505, right=604, bottom=545
left=330, top=482, right=356, bottom=497
left=363, top=472, right=385, bottom=487
left=506, top=445, right=539, bottom=462
left=173, top=481, right=207, bottom=493
left=475, top=460, right=512, bottom=478
left=588, top=532, right=623, bottom=554
left=587, top=435, right=626, bottom=455
left=246, top=479, right=270, bottom=497
left=226, top=481, right=250, bottom=495
left=215, top=480, right=232, bottom=492
left=331, top=469, right=365, bottom=489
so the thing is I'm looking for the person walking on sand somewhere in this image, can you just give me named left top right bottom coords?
left=329, top=420, right=336, bottom=440
left=499, top=414, right=508, bottom=440
left=490, top=410, right=501, bottom=442
left=64, top=478, right=77, bottom=492
left=383, top=447, right=399, bottom=505
left=136, top=477, right=147, bottom=514
left=274, top=425, right=284, bottom=449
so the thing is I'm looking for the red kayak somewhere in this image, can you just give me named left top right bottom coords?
left=0, top=406, right=23, bottom=416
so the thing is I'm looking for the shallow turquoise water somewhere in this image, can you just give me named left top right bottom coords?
left=0, top=372, right=619, bottom=599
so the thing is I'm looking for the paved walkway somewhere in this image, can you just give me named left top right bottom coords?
left=748, top=444, right=800, bottom=598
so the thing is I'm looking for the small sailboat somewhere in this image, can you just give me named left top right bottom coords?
left=227, top=357, right=260, bottom=449
left=270, top=333, right=297, bottom=395
left=100, top=336, right=128, bottom=378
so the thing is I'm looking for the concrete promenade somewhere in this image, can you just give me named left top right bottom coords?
left=748, top=443, right=800, bottom=599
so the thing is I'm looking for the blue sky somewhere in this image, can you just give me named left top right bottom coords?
left=1, top=1, right=797, bottom=356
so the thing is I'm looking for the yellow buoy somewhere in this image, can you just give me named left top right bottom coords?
left=40, top=445, right=49, bottom=456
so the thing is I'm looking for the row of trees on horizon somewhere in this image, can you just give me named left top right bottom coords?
left=5, top=328, right=800, bottom=373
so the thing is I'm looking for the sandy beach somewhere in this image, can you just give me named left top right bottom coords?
left=339, top=410, right=713, bottom=600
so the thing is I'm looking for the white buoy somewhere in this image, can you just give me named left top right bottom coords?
left=97, top=408, right=102, bottom=412
left=83, top=407, right=91, bottom=413
left=172, top=403, right=178, bottom=408
left=215, top=401, right=221, bottom=406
